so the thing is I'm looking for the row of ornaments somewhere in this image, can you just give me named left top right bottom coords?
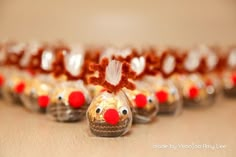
left=0, top=41, right=235, bottom=137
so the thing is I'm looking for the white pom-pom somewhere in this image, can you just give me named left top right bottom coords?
left=105, top=60, right=122, bottom=85
left=131, top=57, right=145, bottom=75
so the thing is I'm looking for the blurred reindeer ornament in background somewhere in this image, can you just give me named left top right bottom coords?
left=196, top=45, right=221, bottom=104
left=154, top=48, right=183, bottom=115
left=20, top=43, right=59, bottom=112
left=47, top=44, right=92, bottom=122
left=1, top=42, right=27, bottom=105
left=180, top=46, right=213, bottom=107
left=123, top=49, right=159, bottom=123
left=222, top=47, right=236, bottom=97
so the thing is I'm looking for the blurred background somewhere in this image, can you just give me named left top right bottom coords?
left=0, top=0, right=236, bottom=47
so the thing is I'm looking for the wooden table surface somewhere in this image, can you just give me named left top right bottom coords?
left=0, top=95, right=235, bottom=157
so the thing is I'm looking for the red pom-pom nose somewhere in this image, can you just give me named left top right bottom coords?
left=189, top=86, right=199, bottom=99
left=68, top=91, right=85, bottom=108
left=155, top=90, right=168, bottom=103
left=0, top=74, right=4, bottom=87
left=231, top=73, right=236, bottom=86
left=38, top=95, right=50, bottom=108
left=134, top=94, right=147, bottom=108
left=14, top=82, right=25, bottom=94
left=104, top=109, right=120, bottom=125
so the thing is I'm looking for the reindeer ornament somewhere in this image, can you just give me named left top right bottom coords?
left=47, top=45, right=92, bottom=122
left=222, top=47, right=236, bottom=97
left=180, top=47, right=211, bottom=107
left=196, top=45, right=221, bottom=104
left=87, top=58, right=135, bottom=137
left=122, top=51, right=159, bottom=123
left=1, top=42, right=27, bottom=105
left=20, top=43, right=58, bottom=112
left=154, top=48, right=183, bottom=115
left=21, top=76, right=53, bottom=112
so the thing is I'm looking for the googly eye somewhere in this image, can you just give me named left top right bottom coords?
left=57, top=94, right=64, bottom=101
left=119, top=106, right=129, bottom=115
left=147, top=96, right=154, bottom=103
left=95, top=106, right=103, bottom=114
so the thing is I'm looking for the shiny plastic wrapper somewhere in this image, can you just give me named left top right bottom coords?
left=87, top=90, right=132, bottom=137
left=47, top=80, right=91, bottom=122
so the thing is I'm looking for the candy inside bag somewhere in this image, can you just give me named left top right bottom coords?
left=87, top=90, right=133, bottom=137
left=47, top=80, right=91, bottom=122
left=124, top=80, right=158, bottom=123
left=181, top=74, right=211, bottom=107
left=21, top=75, right=55, bottom=112
left=87, top=58, right=135, bottom=137
left=153, top=76, right=183, bottom=115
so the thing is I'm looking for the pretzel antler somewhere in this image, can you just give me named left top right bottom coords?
left=89, top=58, right=136, bottom=93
